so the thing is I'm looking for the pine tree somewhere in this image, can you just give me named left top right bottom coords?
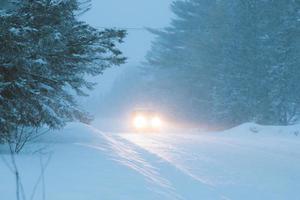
left=221, top=0, right=300, bottom=125
left=0, top=0, right=126, bottom=148
left=264, top=0, right=300, bottom=124
left=145, top=0, right=228, bottom=124
left=144, top=0, right=300, bottom=127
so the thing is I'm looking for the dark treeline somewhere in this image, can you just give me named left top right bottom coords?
left=146, top=0, right=300, bottom=126
left=103, top=0, right=300, bottom=128
left=0, top=0, right=125, bottom=149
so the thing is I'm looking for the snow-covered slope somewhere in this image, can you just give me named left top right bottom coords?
left=221, top=122, right=300, bottom=137
left=1, top=122, right=300, bottom=200
left=0, top=123, right=184, bottom=200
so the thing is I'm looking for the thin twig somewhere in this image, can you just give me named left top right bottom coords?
left=8, top=143, right=21, bottom=200
left=30, top=153, right=52, bottom=200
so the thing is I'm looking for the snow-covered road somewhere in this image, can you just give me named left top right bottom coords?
left=121, top=128, right=300, bottom=200
left=1, top=123, right=300, bottom=200
left=90, top=123, right=300, bottom=200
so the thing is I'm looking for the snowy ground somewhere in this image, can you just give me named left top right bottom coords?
left=1, top=122, right=300, bottom=200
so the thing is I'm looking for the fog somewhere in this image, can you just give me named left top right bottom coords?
left=79, top=0, right=300, bottom=130
left=1, top=2, right=299, bottom=198
left=2, top=0, right=297, bottom=131
left=80, top=0, right=173, bottom=117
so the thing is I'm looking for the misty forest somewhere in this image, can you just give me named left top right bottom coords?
left=104, top=0, right=300, bottom=127
left=1, top=1, right=300, bottom=200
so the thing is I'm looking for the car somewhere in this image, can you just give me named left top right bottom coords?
left=131, top=109, right=163, bottom=132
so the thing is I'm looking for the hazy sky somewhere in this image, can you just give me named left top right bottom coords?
left=80, top=0, right=173, bottom=111
left=81, top=0, right=173, bottom=90
left=82, top=0, right=173, bottom=64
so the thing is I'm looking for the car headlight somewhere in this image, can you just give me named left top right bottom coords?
left=133, top=115, right=147, bottom=129
left=151, top=117, right=162, bottom=128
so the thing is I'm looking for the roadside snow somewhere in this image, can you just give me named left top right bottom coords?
left=0, top=123, right=182, bottom=200
left=123, top=123, right=300, bottom=200
left=221, top=122, right=300, bottom=136
left=1, top=122, right=300, bottom=200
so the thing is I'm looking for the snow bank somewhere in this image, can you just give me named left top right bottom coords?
left=221, top=122, right=300, bottom=137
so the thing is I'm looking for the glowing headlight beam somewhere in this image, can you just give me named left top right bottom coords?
left=151, top=117, right=162, bottom=128
left=133, top=115, right=147, bottom=129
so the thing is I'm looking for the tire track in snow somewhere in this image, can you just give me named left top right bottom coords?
left=121, top=133, right=218, bottom=186
left=79, top=126, right=183, bottom=200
